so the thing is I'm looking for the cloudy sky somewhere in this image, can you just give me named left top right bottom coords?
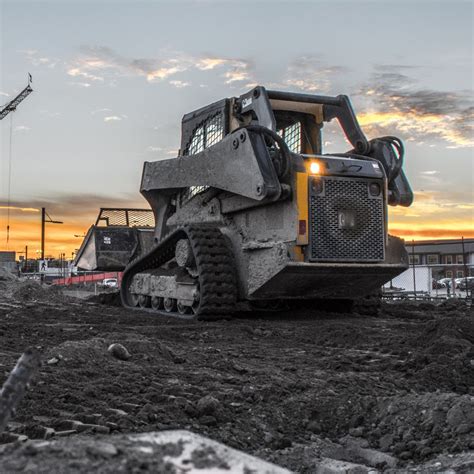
left=1, top=0, right=473, bottom=258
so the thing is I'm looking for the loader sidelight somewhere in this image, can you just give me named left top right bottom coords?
left=120, top=86, right=413, bottom=319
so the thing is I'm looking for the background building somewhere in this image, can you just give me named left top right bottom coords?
left=405, top=239, right=474, bottom=279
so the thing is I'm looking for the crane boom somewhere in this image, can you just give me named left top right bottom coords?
left=0, top=83, right=33, bottom=120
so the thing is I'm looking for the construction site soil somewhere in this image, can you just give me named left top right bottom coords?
left=0, top=277, right=473, bottom=472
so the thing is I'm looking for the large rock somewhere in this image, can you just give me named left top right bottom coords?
left=107, top=343, right=131, bottom=361
left=196, top=395, right=220, bottom=417
left=0, top=430, right=291, bottom=473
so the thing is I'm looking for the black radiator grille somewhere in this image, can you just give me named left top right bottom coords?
left=309, top=177, right=385, bottom=261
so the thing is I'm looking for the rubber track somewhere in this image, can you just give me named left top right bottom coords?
left=120, top=225, right=237, bottom=320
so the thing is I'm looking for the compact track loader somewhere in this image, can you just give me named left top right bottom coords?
left=121, top=86, right=413, bottom=318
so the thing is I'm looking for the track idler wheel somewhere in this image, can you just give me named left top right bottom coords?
left=163, top=298, right=177, bottom=313
left=151, top=296, right=164, bottom=310
left=138, top=295, right=151, bottom=308
left=177, top=300, right=192, bottom=315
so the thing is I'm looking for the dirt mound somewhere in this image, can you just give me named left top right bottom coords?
left=293, top=392, right=473, bottom=466
left=0, top=278, right=67, bottom=304
left=12, top=281, right=66, bottom=303
left=86, top=291, right=122, bottom=306
left=408, top=317, right=474, bottom=393
left=418, top=317, right=474, bottom=347
left=45, top=338, right=110, bottom=365
left=0, top=267, right=18, bottom=281
left=438, top=298, right=471, bottom=314
left=365, top=392, right=474, bottom=461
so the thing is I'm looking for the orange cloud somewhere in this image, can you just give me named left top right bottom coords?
left=358, top=111, right=473, bottom=148
left=63, top=46, right=253, bottom=86
left=388, top=192, right=474, bottom=240
left=389, top=227, right=474, bottom=240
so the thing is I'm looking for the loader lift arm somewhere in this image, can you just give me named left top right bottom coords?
left=235, top=87, right=413, bottom=207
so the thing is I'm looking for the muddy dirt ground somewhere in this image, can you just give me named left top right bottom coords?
left=0, top=278, right=473, bottom=472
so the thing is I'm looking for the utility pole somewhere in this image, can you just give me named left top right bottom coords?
left=411, top=240, right=417, bottom=300
left=41, top=208, right=45, bottom=260
left=461, top=237, right=470, bottom=298
left=40, top=207, right=63, bottom=260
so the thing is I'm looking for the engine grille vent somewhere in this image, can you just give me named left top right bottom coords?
left=309, top=177, right=385, bottom=261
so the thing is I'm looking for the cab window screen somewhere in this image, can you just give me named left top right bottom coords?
left=182, top=112, right=225, bottom=203
left=278, top=121, right=301, bottom=153
left=185, top=113, right=224, bottom=155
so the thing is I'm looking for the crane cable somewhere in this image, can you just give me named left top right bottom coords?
left=6, top=113, right=13, bottom=247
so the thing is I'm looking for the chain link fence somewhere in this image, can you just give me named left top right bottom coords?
left=382, top=238, right=473, bottom=302
left=383, top=264, right=473, bottom=302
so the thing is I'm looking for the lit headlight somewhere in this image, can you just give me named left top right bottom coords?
left=309, top=161, right=321, bottom=175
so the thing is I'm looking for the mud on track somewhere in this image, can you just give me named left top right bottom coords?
left=0, top=283, right=473, bottom=472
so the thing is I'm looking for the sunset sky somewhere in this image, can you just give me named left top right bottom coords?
left=1, top=0, right=473, bottom=259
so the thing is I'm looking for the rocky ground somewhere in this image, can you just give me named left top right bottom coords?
left=0, top=274, right=473, bottom=472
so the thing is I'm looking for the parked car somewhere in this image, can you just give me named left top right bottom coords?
left=458, top=277, right=474, bottom=291
left=102, top=278, right=118, bottom=288
left=432, top=279, right=446, bottom=289
left=438, top=278, right=451, bottom=287
left=454, top=277, right=466, bottom=289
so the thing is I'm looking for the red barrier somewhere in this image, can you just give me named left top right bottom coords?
left=52, top=272, right=122, bottom=286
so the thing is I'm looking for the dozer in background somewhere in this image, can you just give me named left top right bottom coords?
left=121, top=86, right=413, bottom=319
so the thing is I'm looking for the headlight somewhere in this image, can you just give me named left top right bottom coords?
left=309, top=161, right=321, bottom=175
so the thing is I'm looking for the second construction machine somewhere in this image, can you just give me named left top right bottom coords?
left=121, top=86, right=413, bottom=318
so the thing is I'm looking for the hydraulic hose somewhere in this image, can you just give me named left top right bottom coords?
left=338, top=135, right=405, bottom=185
left=235, top=124, right=292, bottom=179
left=377, top=136, right=404, bottom=183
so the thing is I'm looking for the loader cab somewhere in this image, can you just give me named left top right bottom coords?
left=274, top=111, right=320, bottom=156
left=177, top=86, right=412, bottom=209
left=178, top=87, right=349, bottom=163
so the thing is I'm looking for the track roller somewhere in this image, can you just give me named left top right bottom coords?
left=121, top=225, right=238, bottom=320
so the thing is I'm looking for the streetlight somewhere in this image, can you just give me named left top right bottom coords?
left=40, top=208, right=63, bottom=281
left=41, top=207, right=63, bottom=259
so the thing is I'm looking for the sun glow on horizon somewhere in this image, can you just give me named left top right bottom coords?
left=1, top=207, right=472, bottom=260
